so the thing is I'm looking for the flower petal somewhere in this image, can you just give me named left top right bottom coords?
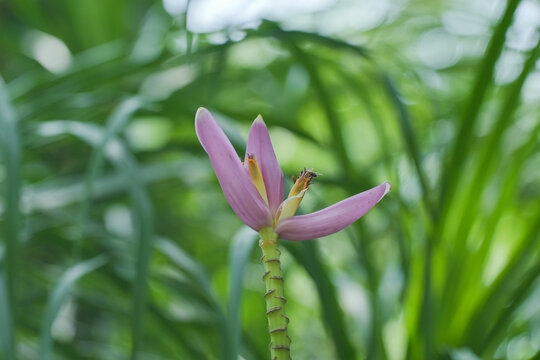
left=195, top=108, right=272, bottom=230
left=245, top=116, right=284, bottom=215
left=275, top=188, right=307, bottom=223
left=275, top=182, right=391, bottom=241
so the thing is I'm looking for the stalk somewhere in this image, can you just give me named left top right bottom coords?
left=259, top=227, right=291, bottom=360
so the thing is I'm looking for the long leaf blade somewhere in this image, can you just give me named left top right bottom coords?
left=284, top=241, right=357, bottom=360
left=441, top=0, right=522, bottom=207
left=227, top=227, right=258, bottom=360
left=0, top=75, right=21, bottom=360
left=39, top=255, right=107, bottom=360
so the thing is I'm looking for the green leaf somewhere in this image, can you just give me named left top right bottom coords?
left=382, top=74, right=434, bottom=220
left=156, top=238, right=215, bottom=303
left=0, top=75, right=21, bottom=360
left=439, top=39, right=540, bottom=331
left=441, top=0, right=522, bottom=208
left=156, top=238, right=230, bottom=360
left=227, top=227, right=258, bottom=360
left=480, top=262, right=540, bottom=358
left=0, top=267, right=14, bottom=360
left=284, top=241, right=357, bottom=360
left=75, top=96, right=143, bottom=260
left=39, top=255, right=107, bottom=360
left=35, top=116, right=153, bottom=360
left=285, top=41, right=354, bottom=179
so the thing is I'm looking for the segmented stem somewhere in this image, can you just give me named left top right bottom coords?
left=259, top=228, right=291, bottom=360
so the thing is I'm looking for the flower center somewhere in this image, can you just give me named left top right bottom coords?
left=275, top=168, right=319, bottom=223
left=288, top=168, right=319, bottom=197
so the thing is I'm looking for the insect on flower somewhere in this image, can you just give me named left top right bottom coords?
left=195, top=107, right=390, bottom=241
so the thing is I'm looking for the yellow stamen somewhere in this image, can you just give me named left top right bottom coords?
left=276, top=168, right=320, bottom=222
left=247, top=154, right=269, bottom=205
left=288, top=168, right=319, bottom=197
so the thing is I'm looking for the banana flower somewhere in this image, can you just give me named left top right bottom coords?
left=195, top=107, right=390, bottom=360
left=195, top=107, right=390, bottom=240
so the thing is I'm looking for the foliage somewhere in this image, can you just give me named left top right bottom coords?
left=0, top=0, right=539, bottom=359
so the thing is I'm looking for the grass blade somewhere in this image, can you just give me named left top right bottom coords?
left=439, top=39, right=540, bottom=326
left=156, top=238, right=215, bottom=300
left=255, top=21, right=370, bottom=59
left=382, top=74, right=434, bottom=220
left=441, top=0, right=521, bottom=207
left=227, top=227, right=258, bottom=360
left=0, top=76, right=21, bottom=360
left=87, top=131, right=153, bottom=360
left=39, top=255, right=107, bottom=360
left=75, top=97, right=143, bottom=260
left=285, top=41, right=354, bottom=179
left=480, top=263, right=540, bottom=357
left=157, top=238, right=230, bottom=360
left=0, top=264, right=14, bottom=360
left=284, top=241, right=357, bottom=360
left=349, top=223, right=388, bottom=360
left=36, top=117, right=153, bottom=360
left=465, top=209, right=540, bottom=350
left=450, top=37, right=540, bottom=245
left=122, top=159, right=154, bottom=360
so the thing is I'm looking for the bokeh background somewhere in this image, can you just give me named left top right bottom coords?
left=1, top=0, right=540, bottom=359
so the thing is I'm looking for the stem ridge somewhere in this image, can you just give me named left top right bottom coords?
left=259, top=228, right=291, bottom=360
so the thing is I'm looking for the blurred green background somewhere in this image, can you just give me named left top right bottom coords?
left=1, top=0, right=539, bottom=359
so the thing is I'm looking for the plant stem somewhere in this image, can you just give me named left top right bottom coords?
left=259, top=227, right=291, bottom=360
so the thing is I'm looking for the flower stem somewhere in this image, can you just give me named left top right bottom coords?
left=259, top=227, right=291, bottom=360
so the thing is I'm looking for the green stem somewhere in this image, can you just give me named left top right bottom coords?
left=259, top=228, right=291, bottom=360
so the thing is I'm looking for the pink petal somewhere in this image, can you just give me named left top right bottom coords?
left=195, top=108, right=272, bottom=230
left=245, top=116, right=284, bottom=215
left=275, top=182, right=391, bottom=241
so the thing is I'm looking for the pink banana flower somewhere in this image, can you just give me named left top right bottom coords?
left=195, top=107, right=390, bottom=241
